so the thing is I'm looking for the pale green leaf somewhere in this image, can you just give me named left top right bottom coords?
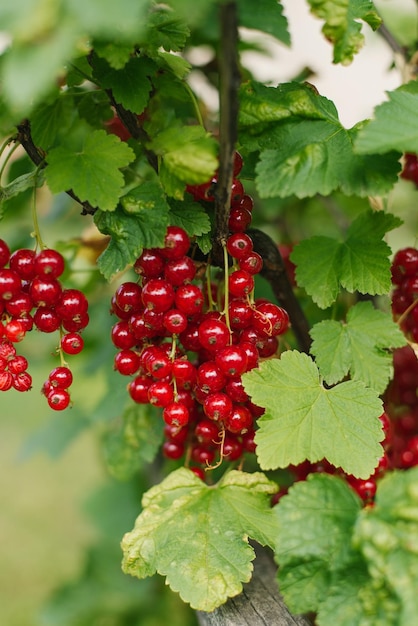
left=354, top=468, right=418, bottom=626
left=94, top=201, right=169, bottom=280
left=238, top=0, right=290, bottom=45
left=121, top=468, right=278, bottom=611
left=66, top=0, right=150, bottom=39
left=310, top=301, right=406, bottom=392
left=290, top=210, right=401, bottom=308
left=0, top=170, right=44, bottom=207
left=103, top=404, right=163, bottom=480
left=355, top=81, right=418, bottom=154
left=242, top=351, right=384, bottom=478
left=307, top=0, right=382, bottom=65
left=93, top=41, right=134, bottom=69
left=145, top=7, right=190, bottom=51
left=149, top=125, right=218, bottom=184
left=45, top=130, right=135, bottom=211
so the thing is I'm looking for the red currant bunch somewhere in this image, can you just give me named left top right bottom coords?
left=110, top=154, right=291, bottom=477
left=0, top=238, right=88, bottom=408
left=391, top=246, right=418, bottom=342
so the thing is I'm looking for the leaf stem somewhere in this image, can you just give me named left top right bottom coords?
left=0, top=141, right=19, bottom=183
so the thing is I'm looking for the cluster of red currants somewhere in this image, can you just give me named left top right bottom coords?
left=110, top=155, right=290, bottom=475
left=0, top=239, right=87, bottom=409
left=391, top=246, right=418, bottom=342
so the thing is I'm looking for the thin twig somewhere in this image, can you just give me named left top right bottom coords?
left=212, top=1, right=240, bottom=266
left=377, top=22, right=408, bottom=59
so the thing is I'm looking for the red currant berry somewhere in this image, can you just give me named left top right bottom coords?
left=225, top=377, right=249, bottom=403
left=29, top=277, right=62, bottom=307
left=233, top=151, right=243, bottom=177
left=5, top=291, right=34, bottom=317
left=128, top=375, right=151, bottom=403
left=49, top=366, right=73, bottom=389
left=161, top=226, right=190, bottom=260
left=115, top=282, right=143, bottom=314
left=12, top=371, right=32, bottom=392
left=0, top=370, right=13, bottom=390
left=172, top=358, right=197, bottom=387
left=198, top=318, right=230, bottom=352
left=61, top=312, right=89, bottom=333
left=162, top=308, right=187, bottom=334
left=195, top=419, right=220, bottom=444
left=55, top=289, right=88, bottom=321
left=164, top=256, right=196, bottom=286
left=191, top=444, right=216, bottom=465
left=141, top=279, right=175, bottom=312
left=8, top=355, right=29, bottom=374
left=222, top=435, right=244, bottom=461
left=163, top=440, right=185, bottom=460
left=114, top=349, right=140, bottom=376
left=175, top=284, right=204, bottom=316
left=238, top=194, right=254, bottom=212
left=0, top=269, right=21, bottom=301
left=111, top=320, right=136, bottom=349
left=47, top=388, right=71, bottom=411
left=239, top=252, right=263, bottom=275
left=145, top=350, right=172, bottom=379
left=230, top=178, right=244, bottom=206
left=215, top=345, right=248, bottom=378
left=33, top=307, right=61, bottom=333
left=134, top=249, right=165, bottom=278
left=228, top=270, right=254, bottom=298
left=4, top=319, right=25, bottom=342
left=61, top=332, right=84, bottom=355
left=163, top=402, right=190, bottom=428
left=228, top=299, right=253, bottom=330
left=34, top=249, right=65, bottom=278
left=9, top=248, right=36, bottom=280
left=228, top=207, right=252, bottom=233
left=203, top=392, right=233, bottom=422
left=225, top=404, right=253, bottom=434
left=0, top=239, right=10, bottom=268
left=252, top=302, right=290, bottom=337
left=196, top=361, right=226, bottom=394
left=226, top=233, right=253, bottom=260
left=148, top=380, right=174, bottom=407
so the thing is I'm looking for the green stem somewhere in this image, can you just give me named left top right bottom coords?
left=0, top=141, right=20, bottom=182
left=31, top=169, right=45, bottom=250
left=223, top=243, right=231, bottom=340
left=183, top=81, right=205, bottom=128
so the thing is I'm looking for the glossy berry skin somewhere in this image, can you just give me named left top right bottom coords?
left=401, top=152, right=418, bottom=187
left=252, top=302, right=290, bottom=337
left=115, top=282, right=143, bottom=314
left=239, top=252, right=263, bottom=275
left=391, top=247, right=418, bottom=285
left=114, top=349, right=140, bottom=376
left=226, top=233, right=253, bottom=260
left=196, top=361, right=226, bottom=394
left=4, top=320, right=25, bottom=342
left=34, top=249, right=65, bottom=278
left=49, top=366, right=73, bottom=389
left=12, top=371, right=32, bottom=392
left=175, top=284, right=204, bottom=316
left=163, top=440, right=185, bottom=460
left=161, top=226, right=190, bottom=260
left=61, top=332, right=84, bottom=355
left=164, top=256, right=196, bottom=286
left=228, top=207, right=252, bottom=233
left=9, top=249, right=36, bottom=279
left=203, top=392, right=233, bottom=422
left=163, top=309, right=188, bottom=334
left=215, top=345, right=248, bottom=378
left=225, top=404, right=253, bottom=434
left=55, top=289, right=88, bottom=320
left=172, top=358, right=197, bottom=388
left=128, top=375, right=151, bottom=404
left=148, top=381, right=174, bottom=407
left=0, top=269, right=21, bottom=301
left=8, top=355, right=28, bottom=374
left=141, top=279, right=175, bottom=312
left=223, top=435, right=244, bottom=461
left=29, top=277, right=62, bottom=307
left=0, top=239, right=10, bottom=268
left=33, top=308, right=61, bottom=333
left=163, top=402, right=190, bottom=428
left=228, top=300, right=253, bottom=330
left=0, top=370, right=13, bottom=390
left=194, top=419, right=220, bottom=444
left=228, top=270, right=254, bottom=298
left=198, top=318, right=230, bottom=352
left=134, top=249, right=165, bottom=278
left=47, top=388, right=71, bottom=411
left=111, top=320, right=136, bottom=349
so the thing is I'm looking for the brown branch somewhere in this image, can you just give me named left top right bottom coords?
left=212, top=1, right=240, bottom=265
left=16, top=119, right=97, bottom=215
left=249, top=228, right=312, bottom=354
left=377, top=22, right=409, bottom=59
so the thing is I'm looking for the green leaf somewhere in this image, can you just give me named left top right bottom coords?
left=66, top=0, right=150, bottom=39
left=0, top=170, right=44, bottom=208
left=239, top=82, right=400, bottom=198
left=307, top=0, right=382, bottom=65
left=103, top=404, right=163, bottom=480
left=238, top=0, right=290, bottom=45
left=92, top=55, right=156, bottom=114
left=242, top=351, right=384, bottom=477
left=145, top=7, right=190, bottom=51
left=93, top=41, right=134, bottom=69
left=275, top=474, right=362, bottom=612
left=354, top=468, right=418, bottom=626
left=45, top=129, right=135, bottom=211
left=310, top=301, right=406, bottom=392
left=355, top=81, right=418, bottom=154
left=290, top=210, right=402, bottom=308
left=149, top=125, right=218, bottom=184
left=121, top=468, right=278, bottom=611
left=2, top=24, right=77, bottom=115
left=31, top=95, right=76, bottom=150
left=168, top=198, right=211, bottom=236
left=94, top=198, right=169, bottom=280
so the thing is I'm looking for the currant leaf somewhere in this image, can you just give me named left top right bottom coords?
left=242, top=351, right=384, bottom=478
left=121, top=468, right=278, bottom=611
left=307, top=0, right=381, bottom=65
left=290, top=210, right=402, bottom=308
left=238, top=0, right=290, bottom=45
left=168, top=198, right=211, bottom=236
left=275, top=474, right=362, bottom=613
left=355, top=81, right=418, bottom=154
left=92, top=55, right=156, bottom=114
left=104, top=404, right=164, bottom=480
left=45, top=130, right=135, bottom=212
left=310, top=301, right=406, bottom=393
left=94, top=202, right=169, bottom=280
left=148, top=125, right=218, bottom=185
